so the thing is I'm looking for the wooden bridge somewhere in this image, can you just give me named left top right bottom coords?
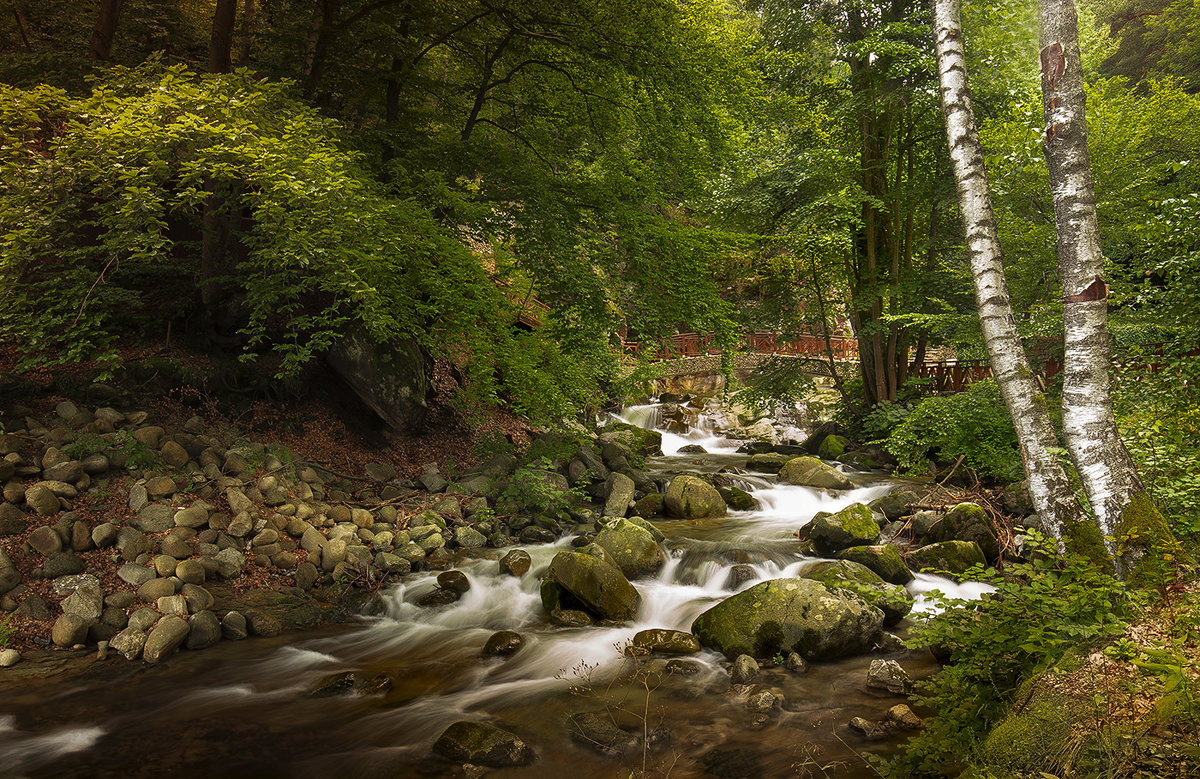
left=622, top=331, right=1068, bottom=394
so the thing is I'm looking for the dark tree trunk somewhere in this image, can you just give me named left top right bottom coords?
left=209, top=0, right=238, bottom=73
left=88, top=0, right=124, bottom=61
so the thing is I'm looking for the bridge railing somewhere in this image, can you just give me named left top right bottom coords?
left=623, top=331, right=859, bottom=362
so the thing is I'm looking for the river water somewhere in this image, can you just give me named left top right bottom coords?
left=0, top=401, right=983, bottom=778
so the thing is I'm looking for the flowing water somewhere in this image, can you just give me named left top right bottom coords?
left=0, top=401, right=988, bottom=778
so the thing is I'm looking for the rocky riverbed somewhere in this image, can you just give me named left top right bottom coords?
left=0, top=392, right=1019, bottom=777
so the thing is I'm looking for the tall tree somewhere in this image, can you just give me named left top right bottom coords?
left=209, top=0, right=238, bottom=73
left=88, top=0, right=124, bottom=61
left=931, top=0, right=1081, bottom=541
left=1039, top=0, right=1145, bottom=562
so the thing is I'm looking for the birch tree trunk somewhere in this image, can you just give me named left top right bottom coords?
left=931, top=0, right=1082, bottom=540
left=1038, top=0, right=1142, bottom=560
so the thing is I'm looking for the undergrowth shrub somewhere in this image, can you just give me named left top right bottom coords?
left=888, top=533, right=1143, bottom=776
left=883, top=379, right=1023, bottom=481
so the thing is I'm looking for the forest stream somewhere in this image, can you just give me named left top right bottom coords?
left=0, top=402, right=990, bottom=779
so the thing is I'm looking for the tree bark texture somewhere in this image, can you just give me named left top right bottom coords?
left=931, top=0, right=1081, bottom=539
left=1039, top=0, right=1141, bottom=555
left=88, top=0, right=124, bottom=61
left=209, top=0, right=238, bottom=73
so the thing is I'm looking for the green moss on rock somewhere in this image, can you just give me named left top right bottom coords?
left=802, top=502, right=881, bottom=555
left=836, top=544, right=913, bottom=584
left=1115, top=491, right=1196, bottom=587
left=801, top=559, right=913, bottom=626
left=909, top=540, right=986, bottom=580
left=817, top=434, right=850, bottom=460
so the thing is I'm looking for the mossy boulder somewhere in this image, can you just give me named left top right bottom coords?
left=868, top=490, right=919, bottom=522
left=633, top=493, right=664, bottom=518
left=801, top=503, right=880, bottom=555
left=627, top=628, right=701, bottom=656
left=433, top=720, right=536, bottom=767
left=926, top=502, right=1000, bottom=560
left=817, top=434, right=851, bottom=460
left=597, top=423, right=663, bottom=457
left=836, top=545, right=913, bottom=584
left=690, top=578, right=884, bottom=661
left=778, top=456, right=853, bottom=490
left=800, top=560, right=913, bottom=626
left=717, top=485, right=758, bottom=511
left=547, top=544, right=641, bottom=621
left=593, top=518, right=665, bottom=578
left=663, top=475, right=727, bottom=519
left=746, top=453, right=792, bottom=473
left=909, top=540, right=986, bottom=579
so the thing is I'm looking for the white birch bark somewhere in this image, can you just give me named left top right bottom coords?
left=931, top=0, right=1081, bottom=540
left=1038, top=0, right=1141, bottom=558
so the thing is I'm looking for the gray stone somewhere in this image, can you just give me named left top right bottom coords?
left=110, top=627, right=146, bottom=660
left=593, top=517, right=664, bottom=578
left=778, top=456, right=854, bottom=490
left=118, top=563, right=156, bottom=587
left=91, top=522, right=117, bottom=548
left=433, top=720, right=536, bottom=767
left=452, top=525, right=486, bottom=549
left=174, top=504, right=209, bottom=528
left=28, top=525, right=63, bottom=556
left=127, top=483, right=148, bottom=513
left=483, top=630, right=524, bottom=657
left=116, top=527, right=150, bottom=561
left=245, top=610, right=281, bottom=637
left=213, top=548, right=245, bottom=578
left=175, top=559, right=205, bottom=585
left=186, top=610, right=222, bottom=650
left=0, top=648, right=20, bottom=667
left=226, top=488, right=254, bottom=515
left=326, top=329, right=432, bottom=434
left=129, top=607, right=160, bottom=632
left=42, top=551, right=85, bottom=578
left=52, top=613, right=90, bottom=646
left=137, top=577, right=176, bottom=602
left=221, top=611, right=248, bottom=640
left=602, top=472, right=635, bottom=518
left=0, top=502, right=26, bottom=536
left=663, top=475, right=727, bottom=519
left=498, top=549, right=531, bottom=578
left=627, top=628, right=701, bottom=656
left=437, top=570, right=471, bottom=594
left=548, top=545, right=640, bottom=621
left=691, top=578, right=884, bottom=661
left=565, top=712, right=638, bottom=757
left=43, top=460, right=83, bottom=483
left=153, top=554, right=177, bottom=577
left=801, top=503, right=881, bottom=555
left=156, top=594, right=189, bottom=616
left=160, top=535, right=192, bottom=559
left=731, top=654, right=759, bottom=684
left=160, top=441, right=189, bottom=468
left=294, top=561, right=319, bottom=590
left=143, top=615, right=190, bottom=663
left=60, top=583, right=103, bottom=623
left=364, top=462, right=396, bottom=482
left=801, top=559, right=913, bottom=626
left=25, top=483, right=62, bottom=515
left=134, top=503, right=175, bottom=533
left=15, top=593, right=50, bottom=620
left=866, top=659, right=911, bottom=694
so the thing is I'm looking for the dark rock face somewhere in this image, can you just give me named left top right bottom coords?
left=325, top=328, right=433, bottom=433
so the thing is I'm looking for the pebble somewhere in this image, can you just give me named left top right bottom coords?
left=0, top=648, right=20, bottom=667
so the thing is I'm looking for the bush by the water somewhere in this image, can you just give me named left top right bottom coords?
left=878, top=380, right=1023, bottom=481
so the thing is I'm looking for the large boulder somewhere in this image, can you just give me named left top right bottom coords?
left=325, top=328, right=432, bottom=433
left=926, top=502, right=1000, bottom=560
left=433, top=721, right=536, bottom=767
left=868, top=490, right=920, bottom=521
left=909, top=540, right=987, bottom=579
left=817, top=434, right=851, bottom=460
left=547, top=544, right=641, bottom=621
left=663, top=475, right=727, bottom=519
left=778, top=457, right=853, bottom=490
left=143, top=615, right=191, bottom=663
left=602, top=472, right=635, bottom=518
left=593, top=517, right=664, bottom=578
left=691, top=578, right=883, bottom=661
left=802, top=503, right=880, bottom=554
left=800, top=560, right=913, bottom=626
left=836, top=545, right=913, bottom=584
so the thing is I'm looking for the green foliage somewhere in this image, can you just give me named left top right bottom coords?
left=62, top=430, right=157, bottom=470
left=890, top=534, right=1142, bottom=776
left=882, top=380, right=1023, bottom=481
left=1116, top=350, right=1200, bottom=544
left=500, top=458, right=582, bottom=515
left=729, top=355, right=817, bottom=415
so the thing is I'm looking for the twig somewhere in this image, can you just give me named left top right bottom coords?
left=936, top=454, right=966, bottom=487
left=73, top=254, right=119, bottom=326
